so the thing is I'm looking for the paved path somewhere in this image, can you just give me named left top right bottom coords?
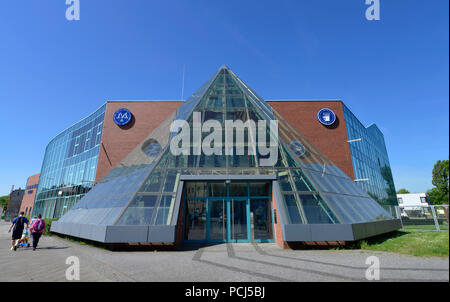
left=0, top=221, right=448, bottom=282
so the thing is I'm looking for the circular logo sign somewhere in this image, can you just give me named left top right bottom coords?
left=317, top=108, right=336, bottom=126
left=289, top=140, right=307, bottom=157
left=113, top=108, right=132, bottom=126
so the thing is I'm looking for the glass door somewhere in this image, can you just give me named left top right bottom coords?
left=250, top=199, right=273, bottom=241
left=208, top=198, right=250, bottom=242
left=184, top=199, right=207, bottom=241
left=209, top=199, right=226, bottom=241
left=183, top=180, right=274, bottom=243
left=230, top=198, right=249, bottom=242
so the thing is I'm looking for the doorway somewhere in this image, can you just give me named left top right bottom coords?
left=183, top=180, right=274, bottom=243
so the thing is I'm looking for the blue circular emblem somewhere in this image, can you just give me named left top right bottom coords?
left=317, top=108, right=336, bottom=126
left=289, top=140, right=307, bottom=157
left=113, top=108, right=132, bottom=126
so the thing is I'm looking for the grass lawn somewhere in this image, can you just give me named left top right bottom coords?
left=402, top=224, right=449, bottom=231
left=357, top=230, right=449, bottom=257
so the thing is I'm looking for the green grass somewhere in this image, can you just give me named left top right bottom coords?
left=356, top=230, right=449, bottom=257
left=402, top=224, right=449, bottom=231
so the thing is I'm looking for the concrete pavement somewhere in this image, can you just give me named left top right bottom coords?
left=0, top=221, right=448, bottom=282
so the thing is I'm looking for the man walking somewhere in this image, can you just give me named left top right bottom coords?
left=8, top=211, right=29, bottom=251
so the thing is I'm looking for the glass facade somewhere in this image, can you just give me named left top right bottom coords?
left=183, top=180, right=273, bottom=243
left=112, top=68, right=393, bottom=227
left=33, top=105, right=106, bottom=218
left=343, top=104, right=397, bottom=206
left=53, top=66, right=396, bottom=245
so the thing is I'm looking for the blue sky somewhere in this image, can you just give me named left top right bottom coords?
left=0, top=0, right=448, bottom=195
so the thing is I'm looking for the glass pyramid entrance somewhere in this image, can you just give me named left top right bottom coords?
left=51, top=66, right=401, bottom=244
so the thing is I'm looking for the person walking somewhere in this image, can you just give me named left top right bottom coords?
left=8, top=211, right=29, bottom=251
left=29, top=214, right=45, bottom=251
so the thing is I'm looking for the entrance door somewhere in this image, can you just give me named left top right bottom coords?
left=183, top=180, right=274, bottom=243
left=230, top=198, right=249, bottom=242
left=250, top=199, right=273, bottom=241
left=209, top=199, right=227, bottom=241
left=208, top=198, right=249, bottom=242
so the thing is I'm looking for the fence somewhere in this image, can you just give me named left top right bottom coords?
left=394, top=205, right=449, bottom=231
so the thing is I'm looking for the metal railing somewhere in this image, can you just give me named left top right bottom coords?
left=396, top=204, right=449, bottom=231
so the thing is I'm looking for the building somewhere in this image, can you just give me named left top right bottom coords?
left=5, top=188, right=25, bottom=220
left=44, top=66, right=399, bottom=248
left=397, top=192, right=429, bottom=217
left=343, top=106, right=397, bottom=206
left=33, top=102, right=397, bottom=221
left=19, top=173, right=40, bottom=217
left=397, top=193, right=429, bottom=208
left=32, top=101, right=181, bottom=219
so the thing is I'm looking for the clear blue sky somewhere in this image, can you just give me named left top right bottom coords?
left=0, top=0, right=448, bottom=195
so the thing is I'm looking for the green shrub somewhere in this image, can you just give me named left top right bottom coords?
left=43, top=218, right=58, bottom=236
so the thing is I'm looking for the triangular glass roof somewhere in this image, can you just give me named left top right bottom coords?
left=58, top=66, right=393, bottom=230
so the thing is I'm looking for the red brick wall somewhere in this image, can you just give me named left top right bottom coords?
left=268, top=101, right=354, bottom=179
left=95, top=101, right=183, bottom=183
left=19, top=173, right=40, bottom=216
left=272, top=191, right=290, bottom=249
left=95, top=101, right=354, bottom=183
left=174, top=192, right=185, bottom=248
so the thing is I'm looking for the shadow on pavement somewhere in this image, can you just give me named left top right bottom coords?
left=35, top=246, right=70, bottom=250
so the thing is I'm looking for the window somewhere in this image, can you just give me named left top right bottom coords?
left=397, top=197, right=403, bottom=204
left=420, top=197, right=427, bottom=204
left=142, top=140, right=162, bottom=158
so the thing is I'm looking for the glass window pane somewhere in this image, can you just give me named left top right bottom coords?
left=130, top=194, right=157, bottom=208
left=116, top=194, right=158, bottom=225
left=184, top=199, right=207, bottom=240
left=278, top=171, right=293, bottom=192
left=208, top=182, right=227, bottom=197
left=283, top=194, right=303, bottom=224
left=117, top=208, right=154, bottom=225
left=229, top=182, right=248, bottom=197
left=249, top=181, right=271, bottom=196
left=185, top=182, right=207, bottom=198
left=143, top=140, right=162, bottom=158
left=250, top=199, right=273, bottom=240
left=298, top=194, right=338, bottom=224
left=140, top=171, right=162, bottom=192
left=163, top=171, right=179, bottom=193
left=155, top=195, right=174, bottom=225
left=322, top=194, right=354, bottom=224
left=292, top=170, right=315, bottom=192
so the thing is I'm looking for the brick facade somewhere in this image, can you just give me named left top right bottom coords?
left=91, top=100, right=355, bottom=247
left=19, top=173, right=40, bottom=217
left=268, top=101, right=354, bottom=179
left=95, top=101, right=183, bottom=183
left=96, top=100, right=354, bottom=183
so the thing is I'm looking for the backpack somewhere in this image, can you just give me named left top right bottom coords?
left=15, top=217, right=25, bottom=229
left=34, top=219, right=44, bottom=232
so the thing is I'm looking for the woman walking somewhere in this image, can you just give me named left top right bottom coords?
left=30, top=214, right=46, bottom=251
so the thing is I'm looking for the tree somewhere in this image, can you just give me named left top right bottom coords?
left=396, top=188, right=410, bottom=194
left=432, top=160, right=449, bottom=195
left=428, top=159, right=449, bottom=205
left=0, top=195, right=9, bottom=212
left=427, top=188, right=446, bottom=205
